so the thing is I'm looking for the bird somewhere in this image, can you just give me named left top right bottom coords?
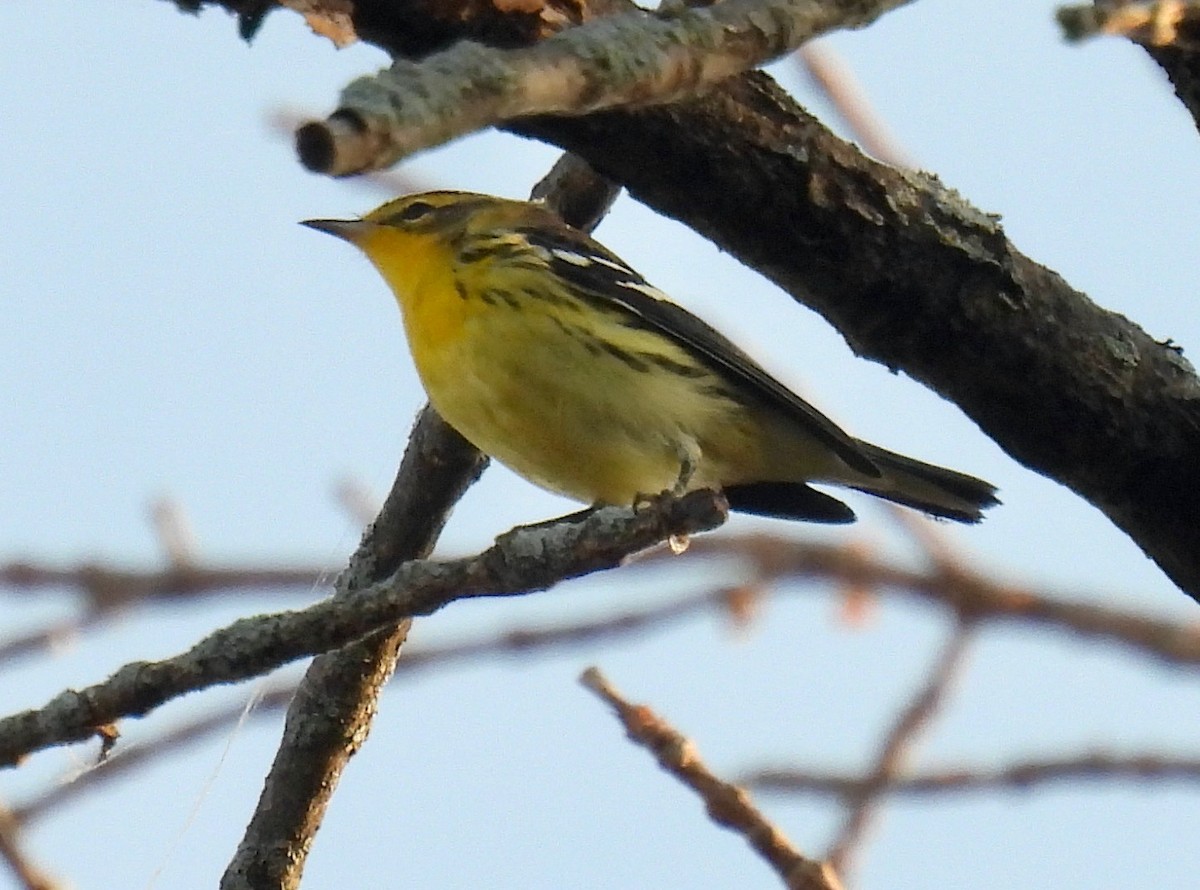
left=303, top=191, right=998, bottom=524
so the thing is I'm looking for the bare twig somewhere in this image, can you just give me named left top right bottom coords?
left=10, top=585, right=730, bottom=825
left=296, top=0, right=914, bottom=174
left=824, top=620, right=976, bottom=873
left=0, top=803, right=60, bottom=890
left=0, top=560, right=330, bottom=609
left=580, top=667, right=843, bottom=890
left=9, top=524, right=1200, bottom=674
left=332, top=477, right=379, bottom=526
left=149, top=496, right=198, bottom=567
left=0, top=614, right=100, bottom=669
left=12, top=687, right=296, bottom=825
left=745, top=753, right=1200, bottom=797
left=660, top=533, right=1200, bottom=668
left=797, top=41, right=913, bottom=167
left=0, top=561, right=326, bottom=667
left=0, top=490, right=727, bottom=769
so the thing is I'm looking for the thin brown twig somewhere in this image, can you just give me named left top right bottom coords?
left=0, top=560, right=331, bottom=609
left=824, top=518, right=976, bottom=872
left=652, top=533, right=1200, bottom=668
left=8, top=521, right=1200, bottom=672
left=885, top=504, right=960, bottom=574
left=12, top=687, right=297, bottom=825
left=0, top=613, right=102, bottom=669
left=332, top=477, right=379, bottom=526
left=14, top=579, right=1200, bottom=830
left=0, top=560, right=332, bottom=667
left=824, top=619, right=976, bottom=874
left=797, top=41, right=914, bottom=168
left=149, top=496, right=198, bottom=567
left=0, top=803, right=60, bottom=890
left=10, top=519, right=1200, bottom=676
left=580, top=667, right=844, bottom=890
left=744, top=752, right=1200, bottom=797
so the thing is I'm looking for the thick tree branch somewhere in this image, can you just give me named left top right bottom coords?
left=295, top=0, right=911, bottom=173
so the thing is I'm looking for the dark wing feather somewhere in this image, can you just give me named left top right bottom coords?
left=521, top=223, right=881, bottom=478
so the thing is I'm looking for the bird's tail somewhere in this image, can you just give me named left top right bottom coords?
left=848, top=441, right=999, bottom=523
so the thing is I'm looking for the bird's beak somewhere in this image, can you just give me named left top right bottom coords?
left=300, top=218, right=370, bottom=245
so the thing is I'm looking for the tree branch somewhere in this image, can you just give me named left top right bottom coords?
left=294, top=0, right=912, bottom=173
left=520, top=89, right=1200, bottom=602
left=0, top=561, right=328, bottom=609
left=0, top=490, right=726, bottom=770
left=0, top=803, right=60, bottom=890
left=581, top=667, right=843, bottom=890
left=221, top=407, right=484, bottom=890
left=1056, top=0, right=1200, bottom=136
left=824, top=621, right=974, bottom=874
left=674, top=533, right=1200, bottom=666
left=744, top=752, right=1200, bottom=797
left=1058, top=0, right=1200, bottom=47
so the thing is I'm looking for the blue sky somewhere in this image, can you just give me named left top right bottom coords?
left=4, top=1, right=1200, bottom=887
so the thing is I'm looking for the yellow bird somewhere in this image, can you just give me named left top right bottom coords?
left=304, top=191, right=997, bottom=524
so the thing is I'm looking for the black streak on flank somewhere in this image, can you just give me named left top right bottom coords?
left=486, top=289, right=521, bottom=309
left=521, top=286, right=576, bottom=309
left=640, top=352, right=710, bottom=379
left=599, top=340, right=651, bottom=372
left=549, top=315, right=605, bottom=357
left=698, top=383, right=742, bottom=403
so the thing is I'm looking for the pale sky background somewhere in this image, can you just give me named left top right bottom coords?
left=4, top=1, right=1200, bottom=888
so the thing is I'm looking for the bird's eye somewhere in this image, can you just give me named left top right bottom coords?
left=396, top=201, right=434, bottom=222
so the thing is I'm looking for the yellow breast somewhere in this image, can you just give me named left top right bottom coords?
left=357, top=226, right=479, bottom=363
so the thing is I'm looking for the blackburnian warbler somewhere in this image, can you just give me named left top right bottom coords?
left=303, top=191, right=997, bottom=523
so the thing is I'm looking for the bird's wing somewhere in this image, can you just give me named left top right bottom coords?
left=521, top=225, right=880, bottom=478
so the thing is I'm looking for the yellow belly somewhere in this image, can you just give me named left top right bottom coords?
left=402, top=285, right=760, bottom=504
